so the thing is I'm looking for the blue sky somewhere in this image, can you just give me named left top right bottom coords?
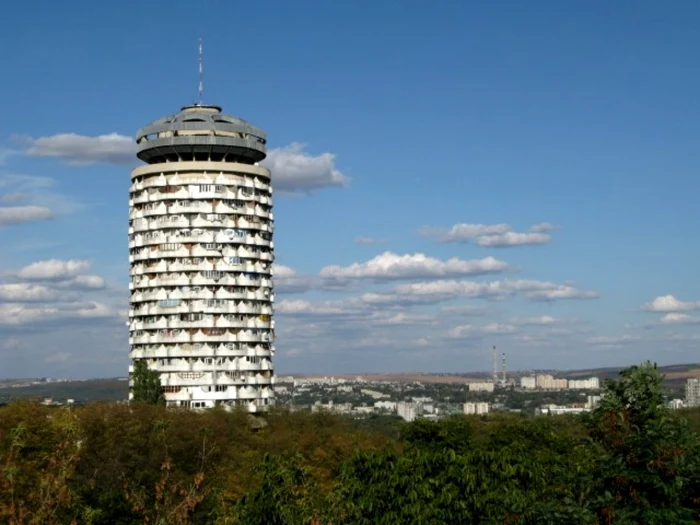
left=1, top=1, right=699, bottom=378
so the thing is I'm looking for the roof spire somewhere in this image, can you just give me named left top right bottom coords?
left=198, top=36, right=204, bottom=105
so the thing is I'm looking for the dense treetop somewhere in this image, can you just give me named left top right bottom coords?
left=1, top=361, right=699, bottom=524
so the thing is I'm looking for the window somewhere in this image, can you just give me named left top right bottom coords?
left=180, top=313, right=203, bottom=322
left=205, top=299, right=224, bottom=307
left=203, top=243, right=218, bottom=250
left=160, top=243, right=179, bottom=251
left=228, top=256, right=241, bottom=265
left=216, top=385, right=228, bottom=392
left=162, top=386, right=181, bottom=393
left=159, top=299, right=180, bottom=308
left=202, top=270, right=221, bottom=279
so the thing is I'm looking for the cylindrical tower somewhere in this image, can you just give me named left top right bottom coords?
left=127, top=104, right=275, bottom=412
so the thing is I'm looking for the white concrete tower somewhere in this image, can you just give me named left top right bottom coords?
left=128, top=103, right=275, bottom=411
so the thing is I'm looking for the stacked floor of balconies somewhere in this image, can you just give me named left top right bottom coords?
left=128, top=165, right=274, bottom=411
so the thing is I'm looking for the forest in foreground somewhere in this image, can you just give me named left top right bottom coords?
left=1, top=362, right=700, bottom=525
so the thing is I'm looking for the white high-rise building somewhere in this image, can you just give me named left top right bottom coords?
left=128, top=103, right=275, bottom=411
left=463, top=402, right=489, bottom=415
left=686, top=378, right=700, bottom=408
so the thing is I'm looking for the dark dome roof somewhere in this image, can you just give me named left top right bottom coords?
left=135, top=104, right=267, bottom=164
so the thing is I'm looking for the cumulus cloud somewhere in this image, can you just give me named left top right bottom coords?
left=273, top=264, right=315, bottom=294
left=0, top=205, right=53, bottom=226
left=440, top=304, right=488, bottom=316
left=0, top=174, right=82, bottom=216
left=262, top=143, right=349, bottom=193
left=512, top=315, right=567, bottom=326
left=354, top=236, right=387, bottom=245
left=527, top=286, right=598, bottom=301
left=0, top=283, right=62, bottom=302
left=23, top=132, right=134, bottom=165
left=448, top=322, right=516, bottom=338
left=643, top=294, right=700, bottom=312
left=475, top=231, right=551, bottom=247
left=276, top=299, right=353, bottom=316
left=660, top=313, right=700, bottom=325
left=418, top=222, right=554, bottom=247
left=18, top=259, right=91, bottom=280
left=0, top=300, right=115, bottom=325
left=363, top=278, right=597, bottom=306
left=529, top=222, right=556, bottom=233
left=319, top=252, right=509, bottom=281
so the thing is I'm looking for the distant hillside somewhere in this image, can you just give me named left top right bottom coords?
left=0, top=379, right=128, bottom=404
left=1, top=363, right=697, bottom=404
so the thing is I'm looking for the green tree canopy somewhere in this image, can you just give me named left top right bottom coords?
left=131, top=360, right=164, bottom=406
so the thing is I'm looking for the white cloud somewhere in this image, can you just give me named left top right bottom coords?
left=418, top=222, right=555, bottom=247
left=475, top=231, right=551, bottom=247
left=529, top=222, right=556, bottom=233
left=276, top=299, right=351, bottom=316
left=643, top=294, right=700, bottom=312
left=68, top=275, right=106, bottom=290
left=262, top=143, right=349, bottom=193
left=0, top=174, right=83, bottom=216
left=0, top=300, right=115, bottom=325
left=370, top=312, right=436, bottom=326
left=419, top=223, right=510, bottom=242
left=273, top=264, right=314, bottom=294
left=660, top=313, right=700, bottom=325
left=440, top=304, right=488, bottom=316
left=512, top=315, right=563, bottom=326
left=18, top=259, right=91, bottom=280
left=448, top=322, right=516, bottom=338
left=527, top=286, right=598, bottom=301
left=0, top=205, right=53, bottom=225
left=0, top=283, right=61, bottom=302
left=23, top=132, right=134, bottom=165
left=319, top=252, right=509, bottom=281
left=367, top=278, right=597, bottom=306
left=354, top=236, right=387, bottom=245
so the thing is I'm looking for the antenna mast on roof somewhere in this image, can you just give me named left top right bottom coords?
left=198, top=36, right=204, bottom=105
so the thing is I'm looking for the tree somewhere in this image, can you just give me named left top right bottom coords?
left=586, top=361, right=700, bottom=524
left=131, top=360, right=165, bottom=405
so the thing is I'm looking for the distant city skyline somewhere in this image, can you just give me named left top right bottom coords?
left=1, top=1, right=700, bottom=378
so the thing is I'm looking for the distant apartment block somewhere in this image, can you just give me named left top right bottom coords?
left=668, top=399, right=685, bottom=410
left=468, top=381, right=495, bottom=392
left=397, top=401, right=421, bottom=422
left=520, top=376, right=536, bottom=389
left=586, top=395, right=601, bottom=409
left=568, top=377, right=600, bottom=390
left=361, top=388, right=389, bottom=399
left=536, top=374, right=568, bottom=390
left=686, top=378, right=700, bottom=407
left=374, top=400, right=397, bottom=411
left=463, top=402, right=489, bottom=415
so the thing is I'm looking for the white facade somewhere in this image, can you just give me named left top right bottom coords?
left=536, top=374, right=568, bottom=390
left=568, top=377, right=600, bottom=390
left=686, top=378, right=700, bottom=408
left=397, top=401, right=420, bottom=422
left=468, top=381, right=495, bottom=392
left=463, top=402, right=489, bottom=415
left=128, top=104, right=274, bottom=412
left=520, top=376, right=536, bottom=389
